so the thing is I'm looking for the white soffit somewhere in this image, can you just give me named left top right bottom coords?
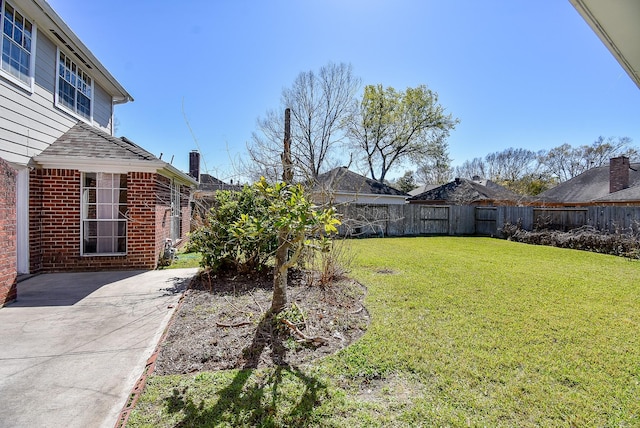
left=570, top=0, right=640, bottom=89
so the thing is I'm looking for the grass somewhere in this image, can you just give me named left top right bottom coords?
left=159, top=250, right=202, bottom=269
left=129, top=237, right=640, bottom=427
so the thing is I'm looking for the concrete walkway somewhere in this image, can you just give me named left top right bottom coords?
left=0, top=268, right=198, bottom=428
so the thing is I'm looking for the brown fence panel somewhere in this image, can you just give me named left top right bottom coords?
left=588, top=206, right=640, bottom=233
left=533, top=208, right=588, bottom=231
left=475, top=207, right=497, bottom=236
left=420, top=206, right=450, bottom=234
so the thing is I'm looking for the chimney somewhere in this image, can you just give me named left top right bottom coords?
left=189, top=150, right=200, bottom=182
left=609, top=156, right=630, bottom=193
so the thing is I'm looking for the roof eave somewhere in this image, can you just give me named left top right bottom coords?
left=32, top=155, right=163, bottom=172
left=30, top=0, right=133, bottom=102
left=569, top=0, right=640, bottom=89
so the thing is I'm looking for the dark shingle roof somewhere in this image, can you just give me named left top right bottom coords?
left=539, top=163, right=640, bottom=203
left=314, top=167, right=408, bottom=196
left=198, top=174, right=243, bottom=192
left=407, top=178, right=520, bottom=204
left=39, top=121, right=158, bottom=161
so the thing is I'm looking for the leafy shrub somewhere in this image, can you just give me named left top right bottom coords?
left=189, top=184, right=278, bottom=273
left=501, top=222, right=640, bottom=259
left=189, top=178, right=341, bottom=276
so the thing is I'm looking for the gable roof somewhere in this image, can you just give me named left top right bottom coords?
left=408, top=183, right=439, bottom=196
left=33, top=122, right=196, bottom=185
left=408, top=178, right=520, bottom=204
left=198, top=173, right=243, bottom=192
left=539, top=162, right=640, bottom=203
left=314, top=167, right=408, bottom=197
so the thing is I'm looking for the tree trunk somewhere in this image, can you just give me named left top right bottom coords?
left=270, top=231, right=289, bottom=313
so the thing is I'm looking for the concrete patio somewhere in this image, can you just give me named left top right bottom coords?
left=0, top=268, right=198, bottom=428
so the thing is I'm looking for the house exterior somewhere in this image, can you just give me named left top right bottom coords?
left=312, top=167, right=409, bottom=205
left=538, top=156, right=640, bottom=206
left=0, top=0, right=195, bottom=306
left=407, top=177, right=523, bottom=206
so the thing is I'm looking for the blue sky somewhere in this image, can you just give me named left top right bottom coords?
left=47, top=0, right=640, bottom=182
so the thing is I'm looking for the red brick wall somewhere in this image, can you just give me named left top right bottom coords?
left=29, top=169, right=161, bottom=272
left=0, top=158, right=17, bottom=306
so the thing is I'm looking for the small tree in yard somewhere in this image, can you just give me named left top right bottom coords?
left=254, top=178, right=340, bottom=313
left=190, top=178, right=340, bottom=314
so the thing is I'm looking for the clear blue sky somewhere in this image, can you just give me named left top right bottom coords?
left=47, top=0, right=640, bottom=182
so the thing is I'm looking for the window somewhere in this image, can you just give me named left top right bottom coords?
left=81, top=173, right=127, bottom=255
left=0, top=0, right=35, bottom=88
left=57, top=50, right=92, bottom=120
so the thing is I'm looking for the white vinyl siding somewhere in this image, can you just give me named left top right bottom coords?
left=1, top=32, right=113, bottom=166
left=81, top=172, right=127, bottom=255
left=0, top=0, right=36, bottom=91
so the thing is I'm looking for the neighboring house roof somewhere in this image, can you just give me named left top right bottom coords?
left=570, top=0, right=640, bottom=90
left=314, top=167, right=408, bottom=198
left=539, top=162, right=640, bottom=204
left=408, top=178, right=521, bottom=205
left=198, top=174, right=243, bottom=192
left=408, top=184, right=439, bottom=196
left=32, top=122, right=196, bottom=185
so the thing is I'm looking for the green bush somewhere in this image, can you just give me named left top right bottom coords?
left=189, top=184, right=278, bottom=273
left=189, top=179, right=341, bottom=275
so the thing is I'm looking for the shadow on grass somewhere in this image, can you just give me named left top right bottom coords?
left=163, top=312, right=328, bottom=426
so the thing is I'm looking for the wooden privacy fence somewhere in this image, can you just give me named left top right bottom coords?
left=334, top=204, right=640, bottom=237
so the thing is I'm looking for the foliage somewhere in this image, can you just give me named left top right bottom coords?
left=391, top=170, right=417, bottom=193
left=347, top=84, right=458, bottom=183
left=501, top=222, right=640, bottom=259
left=128, top=238, right=640, bottom=427
left=415, top=140, right=453, bottom=185
left=539, top=137, right=638, bottom=182
left=189, top=185, right=277, bottom=273
left=454, top=137, right=638, bottom=195
left=190, top=179, right=340, bottom=275
left=243, top=62, right=361, bottom=182
left=300, top=236, right=355, bottom=286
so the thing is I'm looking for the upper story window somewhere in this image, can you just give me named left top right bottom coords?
left=0, top=0, right=36, bottom=89
left=56, top=50, right=93, bottom=121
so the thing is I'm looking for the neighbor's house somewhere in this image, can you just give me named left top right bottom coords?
left=538, top=156, right=640, bottom=206
left=312, top=167, right=409, bottom=205
left=0, top=0, right=195, bottom=306
left=407, top=177, right=523, bottom=206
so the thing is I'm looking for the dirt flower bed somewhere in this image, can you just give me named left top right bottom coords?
left=154, top=270, right=369, bottom=374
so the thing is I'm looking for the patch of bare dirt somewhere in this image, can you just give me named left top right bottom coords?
left=154, top=270, right=369, bottom=374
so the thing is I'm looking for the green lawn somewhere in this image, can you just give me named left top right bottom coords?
left=129, top=237, right=640, bottom=427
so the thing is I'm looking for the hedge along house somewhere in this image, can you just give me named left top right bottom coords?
left=0, top=0, right=195, bottom=305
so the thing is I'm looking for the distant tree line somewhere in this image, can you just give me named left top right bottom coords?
left=240, top=61, right=637, bottom=197
left=451, top=137, right=638, bottom=195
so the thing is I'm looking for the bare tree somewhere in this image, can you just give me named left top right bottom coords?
left=540, top=137, right=638, bottom=182
left=243, top=62, right=361, bottom=182
left=453, top=157, right=487, bottom=180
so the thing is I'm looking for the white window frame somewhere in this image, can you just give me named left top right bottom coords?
left=55, top=48, right=94, bottom=123
left=0, top=0, right=37, bottom=92
left=81, top=172, right=127, bottom=256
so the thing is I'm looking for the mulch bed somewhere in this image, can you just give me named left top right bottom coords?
left=154, top=270, right=369, bottom=374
